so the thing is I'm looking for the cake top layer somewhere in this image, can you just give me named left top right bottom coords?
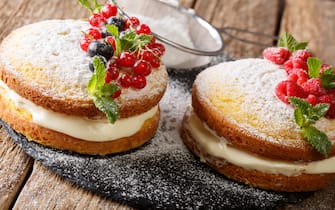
left=0, top=19, right=168, bottom=117
left=195, top=58, right=335, bottom=141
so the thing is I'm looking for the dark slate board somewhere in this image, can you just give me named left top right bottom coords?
left=0, top=57, right=312, bottom=210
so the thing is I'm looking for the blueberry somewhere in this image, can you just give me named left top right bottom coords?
left=106, top=17, right=125, bottom=31
left=88, top=40, right=114, bottom=60
left=101, top=27, right=112, bottom=38
left=89, top=55, right=107, bottom=72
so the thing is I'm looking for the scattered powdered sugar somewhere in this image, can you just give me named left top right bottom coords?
left=0, top=65, right=311, bottom=209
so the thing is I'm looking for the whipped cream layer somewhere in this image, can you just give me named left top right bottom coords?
left=0, top=80, right=157, bottom=142
left=185, top=108, right=335, bottom=176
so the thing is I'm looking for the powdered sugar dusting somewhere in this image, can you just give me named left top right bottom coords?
left=0, top=19, right=167, bottom=104
left=195, top=58, right=306, bottom=141
left=1, top=66, right=310, bottom=209
left=0, top=20, right=91, bottom=100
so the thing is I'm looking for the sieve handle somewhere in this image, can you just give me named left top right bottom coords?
left=217, top=26, right=278, bottom=47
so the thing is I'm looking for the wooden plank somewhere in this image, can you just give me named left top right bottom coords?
left=13, top=161, right=132, bottom=210
left=0, top=0, right=90, bottom=41
left=280, top=0, right=335, bottom=65
left=0, top=126, right=33, bottom=210
left=179, top=0, right=196, bottom=8
left=206, top=0, right=280, bottom=58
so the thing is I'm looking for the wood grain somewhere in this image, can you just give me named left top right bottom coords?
left=13, top=161, right=132, bottom=210
left=0, top=126, right=33, bottom=210
left=280, top=0, right=335, bottom=65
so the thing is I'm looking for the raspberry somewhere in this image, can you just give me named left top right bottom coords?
left=306, top=94, right=318, bottom=106
left=290, top=49, right=312, bottom=62
left=275, top=80, right=307, bottom=103
left=283, top=60, right=293, bottom=74
left=287, top=68, right=308, bottom=85
left=291, top=58, right=308, bottom=71
left=302, top=78, right=327, bottom=96
left=263, top=47, right=291, bottom=65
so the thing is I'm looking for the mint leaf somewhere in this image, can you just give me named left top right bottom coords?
left=294, top=42, right=308, bottom=51
left=320, top=68, right=335, bottom=89
left=106, top=24, right=119, bottom=38
left=289, top=97, right=312, bottom=115
left=278, top=32, right=298, bottom=52
left=101, top=83, right=119, bottom=97
left=92, top=56, right=106, bottom=89
left=105, top=24, right=122, bottom=56
left=302, top=126, right=331, bottom=156
left=293, top=108, right=305, bottom=127
left=312, top=103, right=330, bottom=120
left=88, top=56, right=120, bottom=124
left=78, top=0, right=93, bottom=13
left=93, top=96, right=119, bottom=123
left=307, top=57, right=322, bottom=78
left=88, top=74, right=97, bottom=95
left=278, top=32, right=307, bottom=52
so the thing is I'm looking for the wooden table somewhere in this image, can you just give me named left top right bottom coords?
left=1, top=0, right=335, bottom=209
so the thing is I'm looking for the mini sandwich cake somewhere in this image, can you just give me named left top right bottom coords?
left=181, top=34, right=335, bottom=192
left=0, top=3, right=168, bottom=155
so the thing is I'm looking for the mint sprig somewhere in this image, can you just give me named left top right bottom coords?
left=78, top=0, right=103, bottom=13
left=88, top=57, right=119, bottom=123
left=289, top=97, right=331, bottom=156
left=278, top=32, right=308, bottom=52
left=105, top=25, right=153, bottom=56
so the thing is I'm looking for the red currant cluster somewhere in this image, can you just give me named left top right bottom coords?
left=79, top=3, right=165, bottom=99
left=263, top=47, right=335, bottom=118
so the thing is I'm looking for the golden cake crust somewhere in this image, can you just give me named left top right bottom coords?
left=0, top=88, right=160, bottom=155
left=192, top=84, right=335, bottom=161
left=181, top=123, right=335, bottom=192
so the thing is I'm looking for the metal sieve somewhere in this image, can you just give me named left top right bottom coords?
left=113, top=0, right=276, bottom=68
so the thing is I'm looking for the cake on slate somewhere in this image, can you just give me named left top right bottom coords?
left=0, top=2, right=168, bottom=155
left=181, top=47, right=335, bottom=191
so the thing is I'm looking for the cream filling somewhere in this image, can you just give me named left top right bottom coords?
left=185, top=108, right=335, bottom=176
left=0, top=80, right=158, bottom=142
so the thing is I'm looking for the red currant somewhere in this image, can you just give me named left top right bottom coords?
left=106, top=36, right=116, bottom=51
left=106, top=66, right=120, bottom=83
left=150, top=57, right=161, bottom=68
left=88, top=13, right=104, bottom=27
left=148, top=43, right=165, bottom=57
left=141, top=50, right=154, bottom=63
left=119, top=51, right=136, bottom=67
left=132, top=75, right=147, bottom=89
left=126, top=17, right=140, bottom=28
left=86, top=28, right=101, bottom=40
left=80, top=38, right=91, bottom=52
left=136, top=24, right=151, bottom=35
left=133, top=60, right=151, bottom=76
left=112, top=89, right=121, bottom=99
left=119, top=74, right=133, bottom=88
left=101, top=4, right=118, bottom=19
